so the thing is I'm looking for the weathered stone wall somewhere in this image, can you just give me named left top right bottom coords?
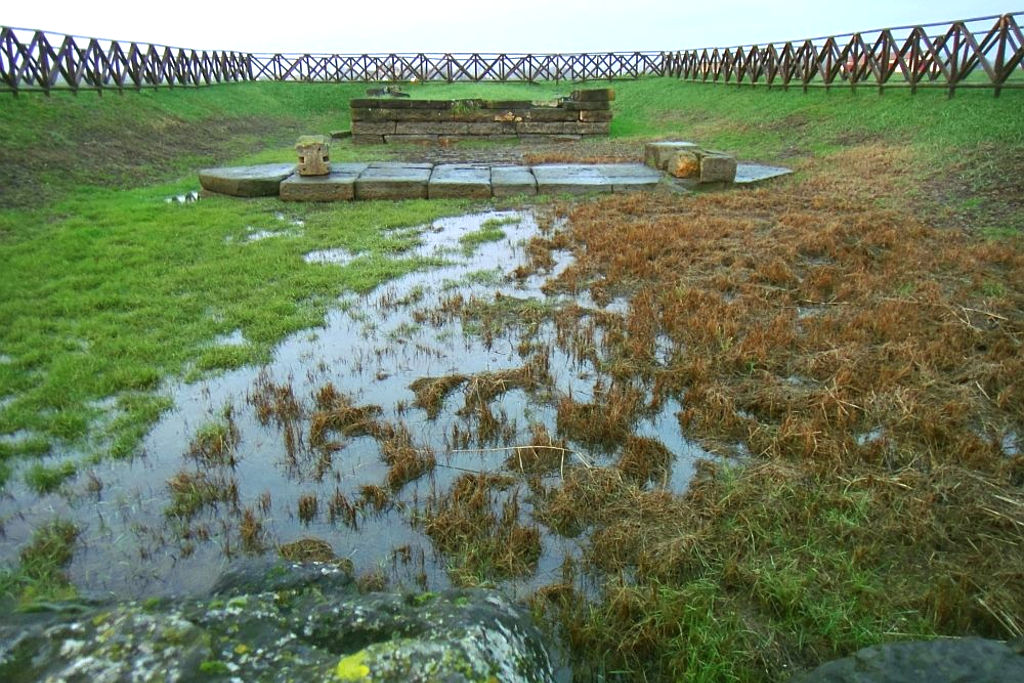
left=350, top=88, right=614, bottom=144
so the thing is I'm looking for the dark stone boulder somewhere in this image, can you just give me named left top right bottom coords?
left=791, top=637, right=1024, bottom=683
left=0, top=560, right=555, bottom=682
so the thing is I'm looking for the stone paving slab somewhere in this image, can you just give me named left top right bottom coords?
left=428, top=165, right=493, bottom=199
left=532, top=165, right=613, bottom=196
left=199, top=158, right=789, bottom=201
left=735, top=163, right=793, bottom=184
left=199, top=163, right=296, bottom=197
left=491, top=166, right=537, bottom=197
left=280, top=163, right=369, bottom=202
left=355, top=163, right=433, bottom=200
left=368, top=161, right=434, bottom=169
left=592, top=164, right=663, bottom=192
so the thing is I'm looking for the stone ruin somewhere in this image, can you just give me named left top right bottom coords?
left=643, top=141, right=738, bottom=186
left=349, top=88, right=615, bottom=145
left=295, top=135, right=330, bottom=176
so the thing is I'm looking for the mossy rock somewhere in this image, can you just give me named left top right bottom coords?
left=0, top=562, right=555, bottom=682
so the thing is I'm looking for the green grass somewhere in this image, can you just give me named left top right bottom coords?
left=458, top=224, right=507, bottom=254
left=0, top=518, right=80, bottom=607
left=536, top=463, right=943, bottom=680
left=0, top=182, right=475, bottom=479
left=23, top=460, right=77, bottom=494
left=609, top=77, right=1023, bottom=156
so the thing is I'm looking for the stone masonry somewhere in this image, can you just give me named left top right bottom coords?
left=350, top=88, right=615, bottom=144
left=295, top=135, right=330, bottom=176
left=644, top=141, right=739, bottom=185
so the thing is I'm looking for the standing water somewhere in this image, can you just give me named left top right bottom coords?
left=0, top=209, right=714, bottom=599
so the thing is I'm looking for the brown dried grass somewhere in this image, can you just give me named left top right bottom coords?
left=526, top=143, right=1023, bottom=677
left=410, top=374, right=467, bottom=419
left=505, top=423, right=569, bottom=475
left=375, top=421, right=436, bottom=491
left=542, top=144, right=1021, bottom=471
left=423, top=472, right=540, bottom=585
left=309, top=385, right=383, bottom=446
left=239, top=507, right=265, bottom=553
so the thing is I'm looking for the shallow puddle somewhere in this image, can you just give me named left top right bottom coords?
left=303, top=247, right=357, bottom=265
left=0, top=209, right=714, bottom=600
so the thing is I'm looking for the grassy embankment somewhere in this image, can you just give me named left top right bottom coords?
left=0, top=77, right=1021, bottom=678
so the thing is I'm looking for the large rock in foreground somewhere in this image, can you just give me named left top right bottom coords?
left=0, top=559, right=555, bottom=682
left=790, top=637, right=1024, bottom=683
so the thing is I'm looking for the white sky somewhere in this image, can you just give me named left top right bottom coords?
left=3, top=1, right=1019, bottom=53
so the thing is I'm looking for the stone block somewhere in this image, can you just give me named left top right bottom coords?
left=370, top=162, right=434, bottom=169
left=351, top=108, right=403, bottom=122
left=465, top=121, right=516, bottom=135
left=566, top=122, right=611, bottom=135
left=329, top=129, right=352, bottom=139
left=593, top=164, right=663, bottom=192
left=491, top=166, right=537, bottom=197
left=349, top=98, right=452, bottom=109
left=295, top=135, right=330, bottom=176
left=516, top=121, right=576, bottom=135
left=532, top=164, right=613, bottom=196
left=643, top=141, right=700, bottom=170
left=279, top=163, right=368, bottom=202
left=354, top=163, right=432, bottom=200
left=352, top=134, right=385, bottom=145
left=700, top=154, right=738, bottom=183
left=579, top=110, right=614, bottom=122
left=487, top=110, right=526, bottom=124
left=480, top=100, right=533, bottom=109
left=428, top=164, right=492, bottom=199
left=384, top=134, right=440, bottom=144
left=559, top=100, right=611, bottom=111
left=351, top=121, right=396, bottom=135
left=734, top=163, right=793, bottom=184
left=666, top=150, right=701, bottom=179
left=449, top=109, right=503, bottom=122
left=198, top=163, right=295, bottom=197
left=388, top=109, right=448, bottom=122
left=404, top=100, right=455, bottom=109
left=572, top=88, right=615, bottom=101
left=521, top=108, right=579, bottom=122
left=396, top=121, right=470, bottom=135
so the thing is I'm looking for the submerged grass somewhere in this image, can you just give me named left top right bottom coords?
left=0, top=189, right=471, bottom=480
left=0, top=519, right=80, bottom=607
left=423, top=472, right=541, bottom=587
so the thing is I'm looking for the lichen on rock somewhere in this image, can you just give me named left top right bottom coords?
left=0, top=559, right=555, bottom=682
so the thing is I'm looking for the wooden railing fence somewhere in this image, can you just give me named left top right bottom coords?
left=2, top=12, right=1021, bottom=95
left=664, top=12, right=1024, bottom=96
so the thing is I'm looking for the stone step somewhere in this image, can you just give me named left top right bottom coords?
left=354, top=163, right=433, bottom=200
left=199, top=159, right=789, bottom=202
left=198, top=163, right=296, bottom=197
left=428, top=164, right=492, bottom=199
left=280, top=163, right=369, bottom=202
